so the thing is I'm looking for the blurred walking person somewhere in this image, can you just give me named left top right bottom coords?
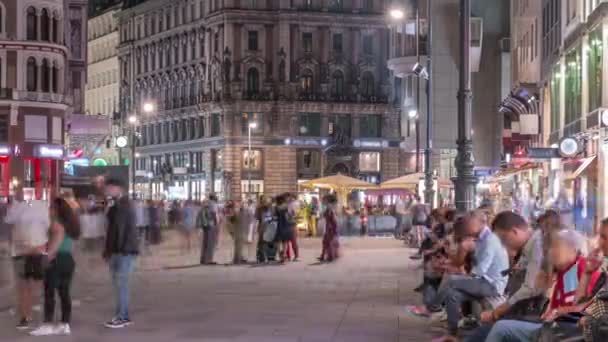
left=181, top=200, right=198, bottom=254
left=275, top=195, right=296, bottom=263
left=30, top=198, right=81, bottom=336
left=255, top=196, right=275, bottom=263
left=103, top=179, right=139, bottom=329
left=5, top=199, right=51, bottom=330
left=319, top=195, right=339, bottom=262
left=197, top=194, right=219, bottom=265
left=224, top=201, right=245, bottom=264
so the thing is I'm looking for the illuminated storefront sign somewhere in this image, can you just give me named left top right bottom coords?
left=0, top=144, right=11, bottom=156
left=34, top=145, right=64, bottom=159
left=353, top=139, right=389, bottom=149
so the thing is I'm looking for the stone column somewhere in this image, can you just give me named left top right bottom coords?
left=36, top=62, right=42, bottom=92
left=36, top=11, right=42, bottom=40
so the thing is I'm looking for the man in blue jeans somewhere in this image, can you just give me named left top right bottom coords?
left=103, top=178, right=139, bottom=329
left=409, top=212, right=509, bottom=341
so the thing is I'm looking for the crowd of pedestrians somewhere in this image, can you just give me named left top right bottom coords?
left=406, top=203, right=608, bottom=342
left=0, top=179, right=346, bottom=336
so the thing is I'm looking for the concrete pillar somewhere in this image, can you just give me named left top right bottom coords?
left=559, top=56, right=566, bottom=138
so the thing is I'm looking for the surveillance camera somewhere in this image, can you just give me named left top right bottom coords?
left=412, top=63, right=429, bottom=80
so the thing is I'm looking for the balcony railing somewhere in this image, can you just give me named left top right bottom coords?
left=12, top=90, right=72, bottom=105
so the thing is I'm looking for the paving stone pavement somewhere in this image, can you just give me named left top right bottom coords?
left=0, top=235, right=434, bottom=342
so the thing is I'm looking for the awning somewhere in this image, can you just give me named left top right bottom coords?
left=565, top=155, right=597, bottom=181
left=490, top=163, right=540, bottom=182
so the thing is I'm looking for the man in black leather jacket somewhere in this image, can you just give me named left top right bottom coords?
left=102, top=178, right=138, bottom=329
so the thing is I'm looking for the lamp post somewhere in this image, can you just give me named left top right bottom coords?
left=247, top=121, right=257, bottom=199
left=128, top=102, right=155, bottom=199
left=453, top=0, right=477, bottom=212
left=424, top=0, right=434, bottom=208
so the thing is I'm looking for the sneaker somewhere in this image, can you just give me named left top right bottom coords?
left=429, top=310, right=448, bottom=324
left=16, top=318, right=31, bottom=330
left=30, top=324, right=57, bottom=336
left=55, top=323, right=71, bottom=335
left=105, top=318, right=132, bottom=329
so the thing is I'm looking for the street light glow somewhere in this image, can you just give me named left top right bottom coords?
left=249, top=122, right=258, bottom=129
left=408, top=110, right=418, bottom=119
left=135, top=152, right=141, bottom=158
left=128, top=115, right=138, bottom=124
left=389, top=9, right=405, bottom=20
left=142, top=102, right=155, bottom=113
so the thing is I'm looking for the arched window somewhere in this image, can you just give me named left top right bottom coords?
left=0, top=4, right=5, bottom=34
left=41, top=59, right=50, bottom=92
left=361, top=72, right=375, bottom=97
left=26, top=57, right=37, bottom=91
left=26, top=7, right=37, bottom=40
left=41, top=9, right=50, bottom=41
left=332, top=71, right=344, bottom=97
left=52, top=15, right=60, bottom=43
left=301, top=69, right=313, bottom=94
left=247, top=68, right=259, bottom=95
left=52, top=66, right=59, bottom=92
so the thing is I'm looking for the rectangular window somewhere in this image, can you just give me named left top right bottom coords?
left=360, top=114, right=382, bottom=138
left=248, top=31, right=258, bottom=51
left=328, top=114, right=352, bottom=139
left=565, top=47, right=582, bottom=125
left=24, top=115, right=47, bottom=142
left=303, top=33, right=313, bottom=53
left=243, top=149, right=262, bottom=170
left=211, top=113, right=221, bottom=136
left=359, top=152, right=380, bottom=172
left=550, top=66, right=561, bottom=132
left=214, top=150, right=223, bottom=171
left=297, top=150, right=320, bottom=170
left=588, top=29, right=603, bottom=112
left=333, top=34, right=343, bottom=52
left=0, top=114, right=7, bottom=142
left=298, top=112, right=321, bottom=136
left=363, top=35, right=373, bottom=54
left=241, top=113, right=263, bottom=135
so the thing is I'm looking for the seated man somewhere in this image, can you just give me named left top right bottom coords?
left=484, top=229, right=601, bottom=341
left=409, top=212, right=510, bottom=342
left=465, top=211, right=545, bottom=341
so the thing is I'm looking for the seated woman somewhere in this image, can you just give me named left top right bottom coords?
left=484, top=229, right=601, bottom=341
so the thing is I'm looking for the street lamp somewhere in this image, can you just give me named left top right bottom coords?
left=247, top=121, right=257, bottom=199
left=453, top=0, right=477, bottom=212
left=389, top=9, right=405, bottom=20
left=127, top=101, right=155, bottom=199
left=408, top=110, right=418, bottom=120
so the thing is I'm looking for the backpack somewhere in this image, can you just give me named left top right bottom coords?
left=262, top=211, right=278, bottom=242
left=197, top=205, right=215, bottom=230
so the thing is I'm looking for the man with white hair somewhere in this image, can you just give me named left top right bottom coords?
left=485, top=229, right=601, bottom=341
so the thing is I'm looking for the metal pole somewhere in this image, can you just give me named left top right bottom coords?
left=415, top=0, right=421, bottom=173
left=248, top=125, right=252, bottom=199
left=454, top=0, right=477, bottom=212
left=131, top=127, right=136, bottom=199
left=424, top=0, right=434, bottom=207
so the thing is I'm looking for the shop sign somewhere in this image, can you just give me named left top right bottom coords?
left=173, top=167, right=188, bottom=175
left=558, top=137, right=580, bottom=158
left=116, top=136, right=128, bottom=148
left=353, top=139, right=389, bottom=149
left=34, top=145, right=64, bottom=159
left=525, top=148, right=560, bottom=159
left=284, top=138, right=323, bottom=146
left=0, top=144, right=11, bottom=156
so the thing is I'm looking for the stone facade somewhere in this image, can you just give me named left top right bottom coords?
left=0, top=0, right=87, bottom=200
left=117, top=0, right=407, bottom=200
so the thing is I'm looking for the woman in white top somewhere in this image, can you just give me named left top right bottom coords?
left=4, top=200, right=55, bottom=330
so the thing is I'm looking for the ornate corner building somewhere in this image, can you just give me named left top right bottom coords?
left=118, top=0, right=407, bottom=200
left=0, top=0, right=87, bottom=201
